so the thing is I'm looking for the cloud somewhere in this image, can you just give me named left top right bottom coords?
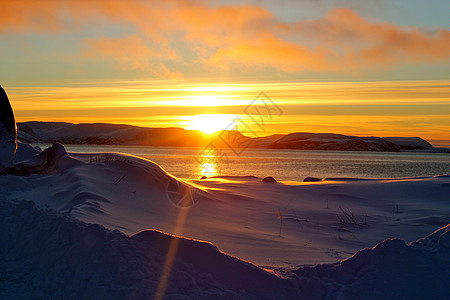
left=0, top=1, right=66, bottom=33
left=1, top=1, right=449, bottom=75
left=84, top=35, right=182, bottom=78
left=203, top=34, right=330, bottom=72
left=284, top=8, right=450, bottom=69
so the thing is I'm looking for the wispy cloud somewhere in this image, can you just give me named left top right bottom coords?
left=1, top=1, right=449, bottom=76
left=283, top=8, right=450, bottom=69
left=84, top=35, right=182, bottom=78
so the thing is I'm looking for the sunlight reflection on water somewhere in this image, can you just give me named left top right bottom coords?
left=43, top=144, right=450, bottom=181
left=200, top=162, right=217, bottom=177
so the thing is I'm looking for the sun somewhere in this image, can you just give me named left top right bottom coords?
left=186, top=114, right=236, bottom=134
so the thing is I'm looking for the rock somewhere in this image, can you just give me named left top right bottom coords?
left=10, top=142, right=77, bottom=176
left=262, top=176, right=277, bottom=183
left=46, top=143, right=68, bottom=166
left=23, top=142, right=68, bottom=173
left=15, top=141, right=41, bottom=163
left=304, top=177, right=322, bottom=182
left=0, top=85, right=17, bottom=169
left=31, top=142, right=69, bottom=173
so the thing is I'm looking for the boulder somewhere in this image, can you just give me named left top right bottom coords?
left=262, top=176, right=277, bottom=183
left=304, top=177, right=322, bottom=182
left=45, top=142, right=68, bottom=167
left=15, top=141, right=42, bottom=163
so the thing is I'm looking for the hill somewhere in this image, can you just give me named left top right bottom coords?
left=17, top=121, right=444, bottom=152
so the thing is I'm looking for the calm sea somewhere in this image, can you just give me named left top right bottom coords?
left=33, top=144, right=450, bottom=181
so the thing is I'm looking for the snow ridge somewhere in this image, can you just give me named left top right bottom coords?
left=292, top=225, right=450, bottom=299
left=0, top=199, right=287, bottom=299
left=1, top=197, right=449, bottom=299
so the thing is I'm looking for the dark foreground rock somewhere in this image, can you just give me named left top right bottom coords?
left=0, top=85, right=16, bottom=169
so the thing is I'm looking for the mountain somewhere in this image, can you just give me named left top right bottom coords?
left=267, top=132, right=435, bottom=152
left=383, top=137, right=436, bottom=151
left=18, top=121, right=205, bottom=146
left=17, top=121, right=443, bottom=152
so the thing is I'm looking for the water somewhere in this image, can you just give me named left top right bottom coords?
left=34, top=144, right=450, bottom=181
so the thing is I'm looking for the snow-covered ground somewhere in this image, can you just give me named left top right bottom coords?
left=1, top=143, right=450, bottom=299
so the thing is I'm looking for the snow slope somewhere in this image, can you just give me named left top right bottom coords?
left=1, top=198, right=449, bottom=299
left=292, top=224, right=450, bottom=299
left=0, top=199, right=287, bottom=299
left=1, top=143, right=450, bottom=298
left=4, top=144, right=450, bottom=267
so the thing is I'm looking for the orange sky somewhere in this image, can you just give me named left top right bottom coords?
left=0, top=1, right=449, bottom=146
left=7, top=79, right=450, bottom=146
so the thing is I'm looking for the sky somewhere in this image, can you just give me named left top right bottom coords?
left=0, top=0, right=449, bottom=145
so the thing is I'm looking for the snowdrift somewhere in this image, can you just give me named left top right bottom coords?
left=293, top=225, right=450, bottom=299
left=0, top=199, right=286, bottom=299
left=7, top=143, right=207, bottom=232
left=3, top=143, right=450, bottom=267
left=1, top=198, right=449, bottom=299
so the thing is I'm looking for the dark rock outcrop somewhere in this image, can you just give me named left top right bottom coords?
left=304, top=177, right=322, bottom=182
left=262, top=176, right=277, bottom=183
left=0, top=85, right=17, bottom=169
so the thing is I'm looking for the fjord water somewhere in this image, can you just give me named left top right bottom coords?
left=37, top=144, right=450, bottom=181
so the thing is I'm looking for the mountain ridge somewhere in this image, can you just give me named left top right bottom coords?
left=17, top=121, right=448, bottom=153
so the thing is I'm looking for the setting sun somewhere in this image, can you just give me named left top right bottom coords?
left=185, top=114, right=236, bottom=134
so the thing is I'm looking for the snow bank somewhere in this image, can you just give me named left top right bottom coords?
left=0, top=198, right=287, bottom=299
left=1, top=197, right=449, bottom=299
left=292, top=225, right=450, bottom=299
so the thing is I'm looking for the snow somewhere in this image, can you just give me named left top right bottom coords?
left=0, top=199, right=288, bottom=299
left=1, top=143, right=450, bottom=298
left=292, top=225, right=450, bottom=299
left=1, top=198, right=449, bottom=299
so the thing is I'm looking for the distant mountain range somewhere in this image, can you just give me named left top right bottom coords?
left=17, top=121, right=449, bottom=153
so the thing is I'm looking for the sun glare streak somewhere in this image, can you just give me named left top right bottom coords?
left=154, top=207, right=190, bottom=300
left=155, top=179, right=200, bottom=300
